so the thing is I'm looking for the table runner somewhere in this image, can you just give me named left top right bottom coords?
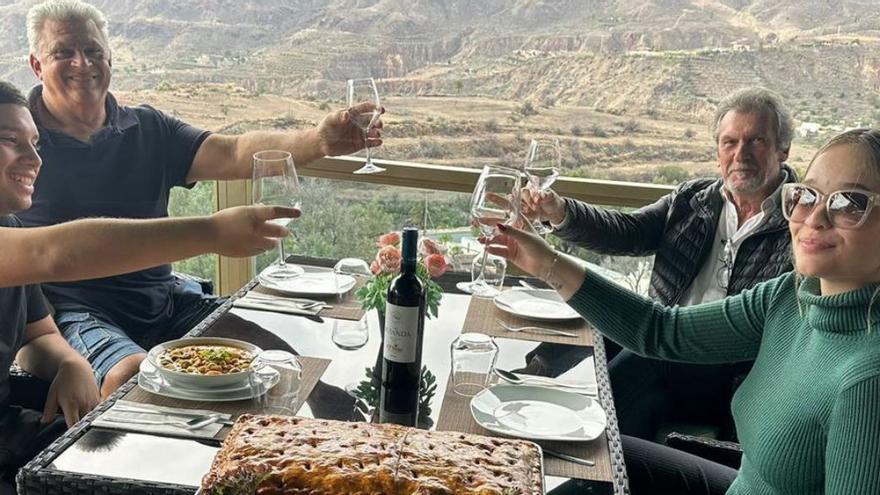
left=462, top=294, right=594, bottom=346
left=435, top=373, right=612, bottom=481
left=123, top=356, right=330, bottom=440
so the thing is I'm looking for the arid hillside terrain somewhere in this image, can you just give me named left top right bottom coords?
left=3, top=0, right=879, bottom=179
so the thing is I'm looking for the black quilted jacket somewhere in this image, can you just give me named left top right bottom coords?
left=555, top=167, right=797, bottom=305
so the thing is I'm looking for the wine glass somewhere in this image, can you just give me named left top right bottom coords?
left=332, top=258, right=373, bottom=350
left=253, top=150, right=303, bottom=280
left=347, top=78, right=385, bottom=175
left=523, top=138, right=561, bottom=234
left=470, top=253, right=507, bottom=294
left=457, top=165, right=521, bottom=298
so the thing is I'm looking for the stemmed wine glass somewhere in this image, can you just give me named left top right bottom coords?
left=347, top=78, right=385, bottom=175
left=523, top=138, right=561, bottom=234
left=457, top=165, right=522, bottom=298
left=253, top=150, right=303, bottom=280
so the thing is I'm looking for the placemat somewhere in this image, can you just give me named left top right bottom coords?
left=123, top=356, right=330, bottom=440
left=251, top=266, right=367, bottom=321
left=435, top=373, right=611, bottom=482
left=462, top=294, right=594, bottom=346
left=93, top=401, right=232, bottom=440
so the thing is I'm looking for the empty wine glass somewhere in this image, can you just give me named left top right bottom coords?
left=457, top=165, right=521, bottom=298
left=523, top=138, right=561, bottom=234
left=347, top=78, right=385, bottom=175
left=253, top=150, right=303, bottom=280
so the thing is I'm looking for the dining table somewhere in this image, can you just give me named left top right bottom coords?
left=17, top=263, right=629, bottom=495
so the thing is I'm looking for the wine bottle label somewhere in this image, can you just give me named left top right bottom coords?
left=384, top=303, right=419, bottom=363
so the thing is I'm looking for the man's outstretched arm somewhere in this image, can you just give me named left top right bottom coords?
left=0, top=205, right=297, bottom=288
left=186, top=103, right=384, bottom=182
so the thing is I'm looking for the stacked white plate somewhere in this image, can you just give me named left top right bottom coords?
left=494, top=289, right=580, bottom=321
left=470, top=385, right=607, bottom=442
left=258, top=268, right=356, bottom=297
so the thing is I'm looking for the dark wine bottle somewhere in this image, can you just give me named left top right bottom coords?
left=379, top=228, right=426, bottom=426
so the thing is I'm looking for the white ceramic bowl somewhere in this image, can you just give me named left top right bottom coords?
left=146, top=337, right=262, bottom=389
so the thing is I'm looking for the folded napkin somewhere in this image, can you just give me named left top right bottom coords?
left=93, top=400, right=232, bottom=439
left=232, top=297, right=323, bottom=316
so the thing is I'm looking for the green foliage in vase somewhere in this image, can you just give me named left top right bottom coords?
left=355, top=365, right=437, bottom=426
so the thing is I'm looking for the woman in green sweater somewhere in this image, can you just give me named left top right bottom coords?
left=486, top=128, right=880, bottom=494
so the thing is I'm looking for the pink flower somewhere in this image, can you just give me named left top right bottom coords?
left=377, top=232, right=401, bottom=248
left=375, top=245, right=402, bottom=274
left=370, top=259, right=381, bottom=275
left=423, top=253, right=448, bottom=278
left=419, top=238, right=444, bottom=256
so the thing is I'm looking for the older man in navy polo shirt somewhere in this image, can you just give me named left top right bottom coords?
left=18, top=0, right=383, bottom=398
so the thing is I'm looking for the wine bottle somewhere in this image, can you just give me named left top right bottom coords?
left=379, top=228, right=426, bottom=426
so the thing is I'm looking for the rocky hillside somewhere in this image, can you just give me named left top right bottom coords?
left=1, top=0, right=878, bottom=179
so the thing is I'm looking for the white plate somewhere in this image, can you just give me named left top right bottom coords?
left=470, top=385, right=606, bottom=442
left=494, top=289, right=580, bottom=321
left=258, top=267, right=356, bottom=297
left=137, top=359, right=279, bottom=402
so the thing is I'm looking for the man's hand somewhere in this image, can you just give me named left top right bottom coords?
left=482, top=223, right=556, bottom=279
left=43, top=358, right=100, bottom=427
left=316, top=102, right=384, bottom=157
left=521, top=188, right=567, bottom=226
left=209, top=205, right=301, bottom=257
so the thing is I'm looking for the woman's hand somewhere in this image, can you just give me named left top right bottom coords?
left=482, top=223, right=587, bottom=300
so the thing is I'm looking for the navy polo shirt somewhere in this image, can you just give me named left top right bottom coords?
left=0, top=215, right=50, bottom=407
left=17, top=86, right=211, bottom=331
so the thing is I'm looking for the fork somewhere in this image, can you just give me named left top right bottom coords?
left=495, top=319, right=578, bottom=338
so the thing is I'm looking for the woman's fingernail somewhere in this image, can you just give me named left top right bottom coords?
left=497, top=223, right=507, bottom=231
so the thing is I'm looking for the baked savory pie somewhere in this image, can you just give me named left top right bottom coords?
left=201, top=415, right=543, bottom=494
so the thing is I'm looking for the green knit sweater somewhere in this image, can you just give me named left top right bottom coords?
left=569, top=271, right=880, bottom=494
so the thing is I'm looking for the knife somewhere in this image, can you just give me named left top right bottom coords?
left=543, top=447, right=595, bottom=467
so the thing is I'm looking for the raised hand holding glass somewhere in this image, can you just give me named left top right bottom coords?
left=347, top=78, right=385, bottom=175
left=253, top=150, right=303, bottom=280
left=523, top=138, right=561, bottom=234
left=457, top=165, right=521, bottom=297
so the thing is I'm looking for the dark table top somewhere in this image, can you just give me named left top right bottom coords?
left=19, top=277, right=628, bottom=495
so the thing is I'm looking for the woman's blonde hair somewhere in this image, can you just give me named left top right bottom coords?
left=792, top=128, right=880, bottom=332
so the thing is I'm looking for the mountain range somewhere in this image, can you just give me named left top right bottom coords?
left=2, top=1, right=879, bottom=126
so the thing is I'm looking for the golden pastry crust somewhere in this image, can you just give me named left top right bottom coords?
left=201, top=415, right=543, bottom=495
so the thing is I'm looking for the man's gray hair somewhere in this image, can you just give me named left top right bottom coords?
left=711, top=87, right=794, bottom=152
left=27, top=0, right=109, bottom=55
